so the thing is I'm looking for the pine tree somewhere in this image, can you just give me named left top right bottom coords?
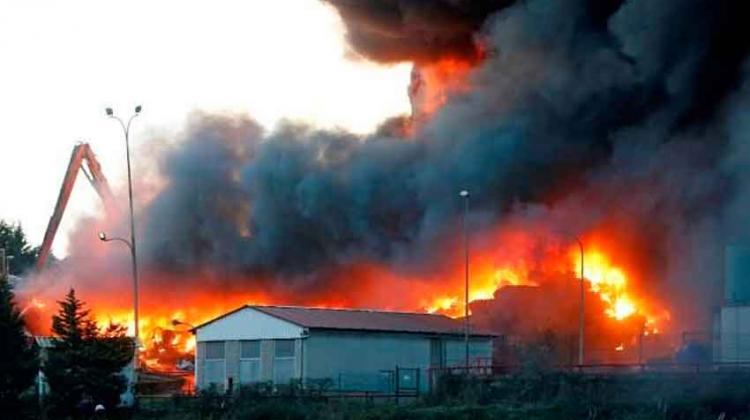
left=0, top=221, right=40, bottom=274
left=44, top=289, right=134, bottom=417
left=0, top=269, right=39, bottom=417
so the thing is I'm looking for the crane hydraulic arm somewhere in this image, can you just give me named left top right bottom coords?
left=37, top=143, right=116, bottom=270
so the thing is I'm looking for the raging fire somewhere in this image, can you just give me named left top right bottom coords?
left=424, top=238, right=668, bottom=337
left=17, top=221, right=672, bottom=386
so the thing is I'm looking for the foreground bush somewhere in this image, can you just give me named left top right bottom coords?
left=132, top=370, right=750, bottom=420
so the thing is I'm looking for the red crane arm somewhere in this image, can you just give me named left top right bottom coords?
left=36, top=143, right=116, bottom=270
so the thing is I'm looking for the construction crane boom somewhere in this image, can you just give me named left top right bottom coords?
left=37, top=143, right=116, bottom=270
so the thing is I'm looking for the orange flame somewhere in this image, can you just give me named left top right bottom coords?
left=20, top=226, right=671, bottom=376
left=409, top=58, right=475, bottom=124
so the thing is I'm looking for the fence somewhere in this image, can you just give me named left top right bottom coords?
left=137, top=359, right=750, bottom=414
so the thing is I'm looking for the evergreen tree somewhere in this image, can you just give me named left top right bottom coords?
left=44, top=289, right=134, bottom=417
left=0, top=271, right=39, bottom=417
left=0, top=220, right=39, bottom=275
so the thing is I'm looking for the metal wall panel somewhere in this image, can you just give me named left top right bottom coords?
left=719, top=306, right=750, bottom=362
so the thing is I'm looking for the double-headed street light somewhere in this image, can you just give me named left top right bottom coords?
left=100, top=105, right=142, bottom=370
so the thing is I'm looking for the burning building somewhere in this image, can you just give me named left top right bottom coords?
left=15, top=0, right=750, bottom=378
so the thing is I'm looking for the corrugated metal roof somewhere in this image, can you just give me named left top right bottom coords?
left=244, top=306, right=496, bottom=337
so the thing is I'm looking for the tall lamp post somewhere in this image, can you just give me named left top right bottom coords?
left=574, top=236, right=585, bottom=366
left=103, top=104, right=141, bottom=365
left=459, top=189, right=470, bottom=369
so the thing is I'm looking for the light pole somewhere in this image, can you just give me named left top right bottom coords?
left=459, top=189, right=470, bottom=370
left=104, top=105, right=141, bottom=363
left=99, top=230, right=139, bottom=404
left=573, top=236, right=585, bottom=366
left=98, top=232, right=139, bottom=351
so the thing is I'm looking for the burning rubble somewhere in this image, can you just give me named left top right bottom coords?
left=16, top=0, right=750, bottom=375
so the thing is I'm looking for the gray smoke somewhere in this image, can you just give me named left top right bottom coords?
left=110, top=0, right=750, bottom=328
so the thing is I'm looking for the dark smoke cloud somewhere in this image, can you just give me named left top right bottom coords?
left=322, top=0, right=515, bottom=63
left=53, top=0, right=750, bottom=330
left=322, top=0, right=634, bottom=63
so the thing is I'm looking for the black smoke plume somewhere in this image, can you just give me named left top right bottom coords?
left=321, top=0, right=515, bottom=62
left=38, top=0, right=750, bottom=332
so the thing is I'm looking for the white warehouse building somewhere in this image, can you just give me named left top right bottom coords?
left=193, top=305, right=495, bottom=392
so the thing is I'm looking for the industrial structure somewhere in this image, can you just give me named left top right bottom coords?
left=37, top=143, right=116, bottom=270
left=193, top=306, right=495, bottom=393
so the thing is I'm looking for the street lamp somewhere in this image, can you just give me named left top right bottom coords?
left=554, top=231, right=585, bottom=366
left=98, top=232, right=138, bottom=341
left=459, top=189, right=470, bottom=370
left=99, top=230, right=139, bottom=404
left=103, top=105, right=142, bottom=366
left=572, top=236, right=585, bottom=366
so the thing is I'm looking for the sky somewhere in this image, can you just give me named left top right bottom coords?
left=0, top=0, right=412, bottom=256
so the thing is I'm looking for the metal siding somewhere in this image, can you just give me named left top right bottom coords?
left=720, top=306, right=750, bottom=362
left=444, top=338, right=493, bottom=366
left=295, top=339, right=303, bottom=380
left=196, top=341, right=205, bottom=389
left=725, top=246, right=750, bottom=304
left=303, top=331, right=432, bottom=391
left=196, top=307, right=304, bottom=342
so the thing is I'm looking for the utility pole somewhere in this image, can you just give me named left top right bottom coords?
left=638, top=320, right=645, bottom=366
left=104, top=105, right=142, bottom=406
left=459, top=190, right=470, bottom=370
left=105, top=106, right=141, bottom=367
left=576, top=237, right=585, bottom=366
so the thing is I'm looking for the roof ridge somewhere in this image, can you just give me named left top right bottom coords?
left=248, top=304, right=452, bottom=317
left=191, top=305, right=497, bottom=337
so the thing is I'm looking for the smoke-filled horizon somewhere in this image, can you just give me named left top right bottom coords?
left=24, top=0, right=750, bottom=334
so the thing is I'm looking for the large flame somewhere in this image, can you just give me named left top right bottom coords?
left=18, top=221, right=672, bottom=384
left=425, top=242, right=667, bottom=333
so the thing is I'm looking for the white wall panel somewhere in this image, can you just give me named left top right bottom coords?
left=196, top=307, right=304, bottom=342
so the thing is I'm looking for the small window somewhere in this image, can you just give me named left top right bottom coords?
left=205, top=341, right=225, bottom=360
left=240, top=340, right=260, bottom=359
left=275, top=339, right=295, bottom=358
